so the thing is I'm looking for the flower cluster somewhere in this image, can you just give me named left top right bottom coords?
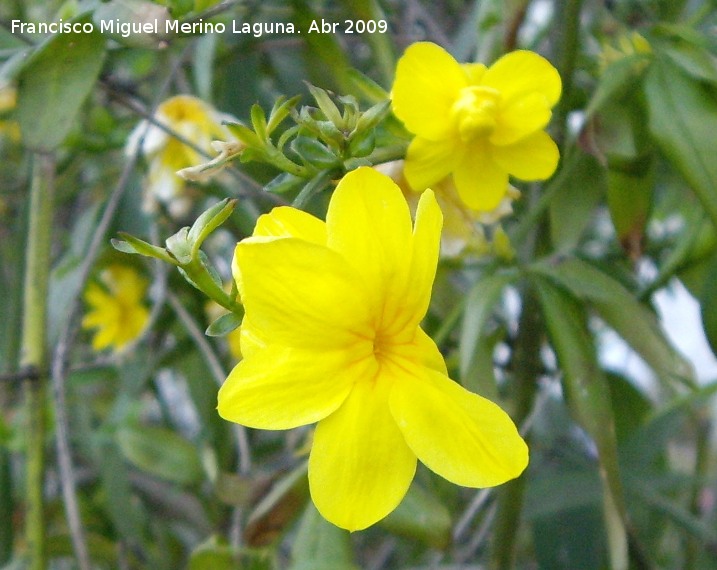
left=218, top=167, right=528, bottom=531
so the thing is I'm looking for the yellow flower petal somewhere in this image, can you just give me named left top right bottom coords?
left=491, top=92, right=553, bottom=146
left=389, top=366, right=528, bottom=487
left=404, top=136, right=460, bottom=192
left=491, top=130, right=560, bottom=181
left=309, top=378, right=416, bottom=531
left=482, top=50, right=561, bottom=108
left=392, top=42, right=467, bottom=140
left=383, top=189, right=443, bottom=338
left=453, top=147, right=509, bottom=211
left=462, top=62, right=488, bottom=85
left=390, top=327, right=448, bottom=376
left=218, top=345, right=371, bottom=429
left=326, top=167, right=414, bottom=335
left=236, top=237, right=374, bottom=349
left=253, top=206, right=327, bottom=244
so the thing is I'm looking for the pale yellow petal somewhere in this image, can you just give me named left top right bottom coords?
left=482, top=50, right=561, bottom=107
left=236, top=237, right=374, bottom=349
left=389, top=365, right=528, bottom=487
left=253, top=206, right=327, bottom=244
left=490, top=92, right=553, bottom=146
left=309, top=378, right=416, bottom=531
left=404, top=136, right=460, bottom=192
left=491, top=130, right=560, bottom=181
left=392, top=42, right=467, bottom=140
left=326, top=167, right=413, bottom=333
left=218, top=345, right=372, bottom=430
left=453, top=147, right=509, bottom=211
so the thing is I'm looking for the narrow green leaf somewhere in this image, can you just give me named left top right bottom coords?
left=700, top=255, right=717, bottom=358
left=379, top=482, right=452, bottom=549
left=17, top=16, right=106, bottom=151
left=245, top=461, right=310, bottom=547
left=306, top=84, right=344, bottom=129
left=645, top=56, right=717, bottom=228
left=534, top=278, right=629, bottom=570
left=533, top=258, right=695, bottom=389
left=250, top=103, right=269, bottom=142
left=459, top=270, right=517, bottom=379
left=113, top=233, right=178, bottom=265
left=117, top=425, right=204, bottom=485
left=205, top=312, right=242, bottom=337
left=189, top=536, right=237, bottom=570
left=289, top=503, right=357, bottom=570
left=291, top=136, right=339, bottom=169
left=188, top=198, right=236, bottom=254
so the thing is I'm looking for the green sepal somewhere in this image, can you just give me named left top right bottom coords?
left=112, top=233, right=179, bottom=265
left=188, top=198, right=236, bottom=256
left=205, top=312, right=242, bottom=337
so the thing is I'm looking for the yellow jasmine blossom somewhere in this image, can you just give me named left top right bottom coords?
left=218, top=167, right=528, bottom=531
left=391, top=42, right=561, bottom=212
left=82, top=265, right=150, bottom=352
left=126, top=95, right=237, bottom=217
left=376, top=160, right=519, bottom=257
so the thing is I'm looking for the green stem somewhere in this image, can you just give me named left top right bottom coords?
left=552, top=0, right=585, bottom=149
left=489, top=285, right=541, bottom=570
left=20, top=152, right=56, bottom=570
left=685, top=407, right=712, bottom=569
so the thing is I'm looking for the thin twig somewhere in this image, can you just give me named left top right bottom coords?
left=166, top=293, right=252, bottom=474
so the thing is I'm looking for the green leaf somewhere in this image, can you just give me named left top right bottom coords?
left=205, top=312, right=242, bottom=337
left=113, top=233, right=178, bottom=265
left=17, top=15, right=106, bottom=151
left=291, top=136, right=339, bottom=169
left=117, top=425, right=204, bottom=485
left=459, top=270, right=518, bottom=382
left=165, top=227, right=193, bottom=265
left=245, top=461, right=310, bottom=547
left=549, top=151, right=606, bottom=251
left=700, top=255, right=717, bottom=358
left=306, top=84, right=344, bottom=129
left=289, top=503, right=357, bottom=570
left=533, top=258, right=695, bottom=389
left=250, top=103, right=269, bottom=142
left=188, top=536, right=237, bottom=570
left=645, top=56, right=717, bottom=228
left=584, top=54, right=651, bottom=120
left=535, top=278, right=628, bottom=570
left=93, top=431, right=147, bottom=542
left=607, top=166, right=654, bottom=258
left=379, top=482, right=452, bottom=549
left=187, top=198, right=236, bottom=255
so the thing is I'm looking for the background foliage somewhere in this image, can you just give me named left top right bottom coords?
left=2, top=0, right=717, bottom=568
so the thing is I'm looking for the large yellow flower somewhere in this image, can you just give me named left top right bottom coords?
left=218, top=167, right=528, bottom=531
left=82, top=265, right=150, bottom=352
left=391, top=42, right=561, bottom=211
left=126, top=95, right=236, bottom=217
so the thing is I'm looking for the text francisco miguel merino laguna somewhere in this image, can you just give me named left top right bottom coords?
left=10, top=17, right=387, bottom=38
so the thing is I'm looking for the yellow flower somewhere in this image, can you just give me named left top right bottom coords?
left=376, top=160, right=519, bottom=257
left=82, top=265, right=150, bottom=352
left=218, top=167, right=528, bottom=531
left=126, top=95, right=236, bottom=217
left=391, top=42, right=561, bottom=211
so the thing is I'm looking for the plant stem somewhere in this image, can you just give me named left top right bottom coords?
left=20, top=152, right=56, bottom=570
left=488, top=285, right=541, bottom=570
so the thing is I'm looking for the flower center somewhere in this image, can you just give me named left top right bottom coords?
left=451, top=86, right=501, bottom=142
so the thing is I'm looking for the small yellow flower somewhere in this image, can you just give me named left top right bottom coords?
left=82, top=265, right=150, bottom=352
left=376, top=160, right=519, bottom=257
left=218, top=167, right=528, bottom=531
left=391, top=42, right=561, bottom=211
left=126, top=95, right=236, bottom=217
